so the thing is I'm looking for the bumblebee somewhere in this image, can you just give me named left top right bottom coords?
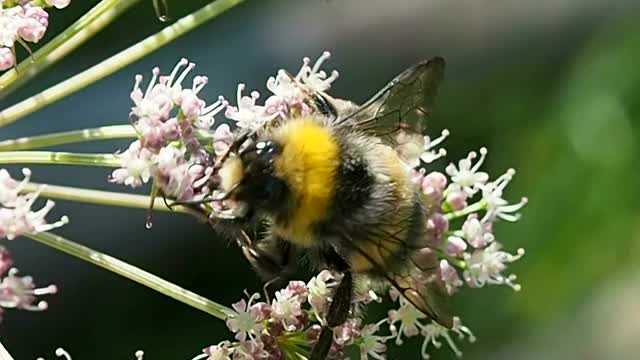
left=213, top=57, right=452, bottom=359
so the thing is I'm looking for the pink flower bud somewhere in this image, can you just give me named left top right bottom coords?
left=0, top=48, right=15, bottom=71
left=19, top=6, right=49, bottom=43
left=445, top=236, right=467, bottom=256
left=446, top=190, right=468, bottom=210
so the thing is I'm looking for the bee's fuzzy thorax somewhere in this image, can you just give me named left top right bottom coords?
left=271, top=118, right=340, bottom=247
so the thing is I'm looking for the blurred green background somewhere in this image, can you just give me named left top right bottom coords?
left=1, top=0, right=639, bottom=359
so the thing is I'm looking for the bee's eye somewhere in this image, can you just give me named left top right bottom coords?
left=235, top=140, right=288, bottom=208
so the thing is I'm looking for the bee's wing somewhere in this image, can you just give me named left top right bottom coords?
left=389, top=247, right=453, bottom=328
left=342, top=229, right=454, bottom=329
left=336, top=57, right=445, bottom=144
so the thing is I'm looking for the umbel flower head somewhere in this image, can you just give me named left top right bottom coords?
left=0, top=168, right=68, bottom=240
left=112, top=51, right=527, bottom=359
left=0, top=0, right=71, bottom=71
left=0, top=246, right=57, bottom=322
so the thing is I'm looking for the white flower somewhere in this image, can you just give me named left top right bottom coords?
left=307, top=270, right=338, bottom=319
left=388, top=296, right=427, bottom=344
left=440, top=260, right=463, bottom=295
left=152, top=146, right=197, bottom=200
left=225, top=293, right=264, bottom=341
left=0, top=6, right=22, bottom=47
left=359, top=322, right=391, bottom=360
left=445, top=147, right=489, bottom=195
left=266, top=69, right=305, bottom=109
left=270, top=288, right=303, bottom=331
left=463, top=242, right=525, bottom=291
left=225, top=84, right=275, bottom=130
left=45, top=0, right=72, bottom=9
left=420, top=316, right=475, bottom=359
left=194, top=341, right=233, bottom=360
left=396, top=129, right=448, bottom=168
left=479, top=168, right=528, bottom=222
left=110, top=141, right=153, bottom=188
left=420, top=130, right=449, bottom=164
left=194, top=96, right=227, bottom=130
left=130, top=67, right=174, bottom=121
left=295, top=51, right=339, bottom=92
left=0, top=267, right=57, bottom=314
left=461, top=214, right=495, bottom=248
left=0, top=169, right=68, bottom=240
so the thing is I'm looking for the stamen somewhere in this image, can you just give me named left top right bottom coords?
left=236, top=83, right=246, bottom=105
left=174, top=62, right=196, bottom=88
left=133, top=75, right=143, bottom=92
left=296, top=57, right=311, bottom=79
left=55, top=348, right=72, bottom=360
left=167, top=58, right=188, bottom=86
left=312, top=51, right=331, bottom=74
left=192, top=75, right=208, bottom=93
left=471, top=147, right=487, bottom=172
left=145, top=67, right=160, bottom=97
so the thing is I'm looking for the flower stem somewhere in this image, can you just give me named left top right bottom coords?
left=26, top=231, right=234, bottom=320
left=0, top=151, right=120, bottom=167
left=0, top=0, right=247, bottom=128
left=444, top=200, right=487, bottom=221
left=0, top=125, right=215, bottom=151
left=0, top=341, right=15, bottom=360
left=0, top=125, right=134, bottom=151
left=0, top=0, right=141, bottom=97
left=21, top=181, right=188, bottom=213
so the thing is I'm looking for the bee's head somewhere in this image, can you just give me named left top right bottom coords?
left=216, top=139, right=289, bottom=218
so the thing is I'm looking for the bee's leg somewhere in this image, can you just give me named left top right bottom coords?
left=237, top=230, right=295, bottom=282
left=311, top=249, right=353, bottom=360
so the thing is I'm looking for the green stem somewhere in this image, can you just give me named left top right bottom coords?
left=0, top=0, right=141, bottom=97
left=26, top=231, right=234, bottom=320
left=0, top=151, right=120, bottom=167
left=21, top=182, right=189, bottom=213
left=0, top=0, right=246, bottom=128
left=0, top=125, right=134, bottom=151
left=0, top=125, right=215, bottom=151
left=0, top=341, right=14, bottom=360
left=443, top=200, right=487, bottom=221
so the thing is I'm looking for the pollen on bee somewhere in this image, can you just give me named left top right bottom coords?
left=219, top=156, right=244, bottom=193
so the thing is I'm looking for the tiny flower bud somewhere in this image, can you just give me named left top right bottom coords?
left=0, top=48, right=15, bottom=71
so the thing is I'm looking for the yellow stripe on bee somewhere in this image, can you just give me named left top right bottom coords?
left=272, top=118, right=339, bottom=247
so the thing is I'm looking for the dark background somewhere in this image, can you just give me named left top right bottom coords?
left=1, top=0, right=639, bottom=359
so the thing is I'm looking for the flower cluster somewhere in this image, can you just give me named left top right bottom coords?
left=1, top=168, right=68, bottom=240
left=109, top=58, right=228, bottom=202
left=113, top=52, right=527, bottom=358
left=194, top=272, right=474, bottom=360
left=412, top=146, right=528, bottom=293
left=0, top=246, right=57, bottom=322
left=111, top=52, right=340, bottom=205
left=0, top=0, right=71, bottom=71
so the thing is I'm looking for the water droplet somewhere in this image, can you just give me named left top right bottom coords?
left=145, top=220, right=153, bottom=229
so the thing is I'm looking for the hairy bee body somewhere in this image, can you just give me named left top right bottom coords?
left=213, top=57, right=452, bottom=359
left=265, top=118, right=427, bottom=275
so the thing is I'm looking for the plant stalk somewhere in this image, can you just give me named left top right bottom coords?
left=0, top=125, right=215, bottom=151
left=0, top=0, right=246, bottom=128
left=0, top=151, right=120, bottom=167
left=0, top=0, right=141, bottom=97
left=26, top=231, right=234, bottom=320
